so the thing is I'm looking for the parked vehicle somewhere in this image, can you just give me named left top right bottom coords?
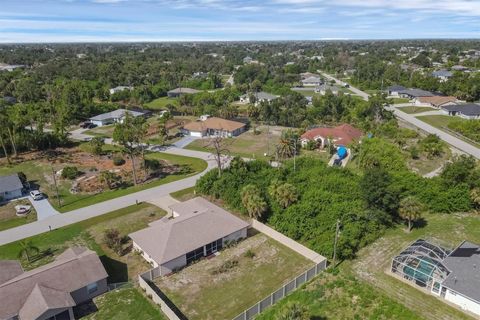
left=29, top=190, right=44, bottom=201
left=80, top=122, right=97, bottom=129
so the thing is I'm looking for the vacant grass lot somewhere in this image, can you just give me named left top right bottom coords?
left=398, top=106, right=437, bottom=114
left=186, top=129, right=280, bottom=160
left=0, top=199, right=37, bottom=231
left=156, top=232, right=312, bottom=320
left=391, top=98, right=411, bottom=104
left=82, top=287, right=165, bottom=320
left=84, top=124, right=115, bottom=138
left=0, top=203, right=164, bottom=281
left=144, top=97, right=179, bottom=110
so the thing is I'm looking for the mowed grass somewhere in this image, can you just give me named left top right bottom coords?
left=416, top=115, right=480, bottom=148
left=398, top=106, right=437, bottom=114
left=144, top=97, right=179, bottom=110
left=391, top=98, right=411, bottom=104
left=0, top=199, right=38, bottom=231
left=0, top=203, right=164, bottom=280
left=84, top=124, right=115, bottom=138
left=185, top=130, right=280, bottom=160
left=170, top=186, right=196, bottom=201
left=83, top=287, right=166, bottom=320
left=156, top=233, right=312, bottom=320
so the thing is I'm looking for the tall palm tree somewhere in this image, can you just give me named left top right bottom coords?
left=241, top=185, right=268, bottom=220
left=269, top=181, right=298, bottom=208
left=399, top=196, right=423, bottom=232
left=18, top=240, right=40, bottom=263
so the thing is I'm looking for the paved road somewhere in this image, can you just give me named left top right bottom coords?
left=317, top=70, right=370, bottom=101
left=388, top=106, right=480, bottom=159
left=0, top=147, right=218, bottom=245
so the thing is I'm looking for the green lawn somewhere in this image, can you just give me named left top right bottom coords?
left=144, top=97, right=179, bottom=110
left=156, top=233, right=312, bottom=320
left=416, top=115, right=480, bottom=147
left=185, top=130, right=280, bottom=160
left=392, top=98, right=411, bottom=104
left=84, top=124, right=115, bottom=138
left=170, top=186, right=196, bottom=201
left=398, top=106, right=437, bottom=114
left=83, top=287, right=165, bottom=320
left=0, top=203, right=164, bottom=280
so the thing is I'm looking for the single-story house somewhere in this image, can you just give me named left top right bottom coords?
left=182, top=117, right=246, bottom=137
left=391, top=239, right=480, bottom=317
left=89, top=109, right=150, bottom=127
left=442, top=104, right=480, bottom=119
left=130, top=197, right=249, bottom=275
left=315, top=84, right=339, bottom=96
left=414, top=96, right=458, bottom=108
left=300, top=72, right=319, bottom=79
left=2, top=96, right=17, bottom=105
left=301, top=76, right=322, bottom=87
left=451, top=65, right=469, bottom=72
left=398, top=88, right=436, bottom=99
left=239, top=91, right=278, bottom=105
left=0, top=174, right=23, bottom=201
left=386, top=85, right=406, bottom=97
left=301, top=124, right=363, bottom=148
left=0, top=247, right=108, bottom=320
left=167, top=87, right=201, bottom=98
left=432, top=70, right=453, bottom=82
left=243, top=56, right=253, bottom=64
left=109, top=86, right=133, bottom=95
left=0, top=64, right=25, bottom=72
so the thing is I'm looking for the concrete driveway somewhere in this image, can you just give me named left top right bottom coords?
left=172, top=136, right=200, bottom=149
left=69, top=128, right=93, bottom=141
left=318, top=70, right=370, bottom=101
left=29, top=197, right=59, bottom=220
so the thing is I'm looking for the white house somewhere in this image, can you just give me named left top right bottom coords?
left=315, top=84, right=339, bottom=96
left=109, top=86, right=133, bottom=95
left=239, top=91, right=278, bottom=105
left=89, top=109, right=149, bottom=127
left=301, top=76, right=322, bottom=87
left=0, top=174, right=23, bottom=201
left=432, top=70, right=453, bottom=82
left=442, top=104, right=480, bottom=120
left=129, top=197, right=249, bottom=275
left=386, top=85, right=406, bottom=97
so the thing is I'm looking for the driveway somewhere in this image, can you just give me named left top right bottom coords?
left=171, top=136, right=200, bottom=149
left=318, top=70, right=370, bottom=101
left=29, top=197, right=59, bottom=220
left=69, top=128, right=93, bottom=141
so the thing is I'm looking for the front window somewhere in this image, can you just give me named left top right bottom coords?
left=87, top=282, right=98, bottom=294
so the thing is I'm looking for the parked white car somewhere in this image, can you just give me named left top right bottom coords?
left=30, top=190, right=44, bottom=201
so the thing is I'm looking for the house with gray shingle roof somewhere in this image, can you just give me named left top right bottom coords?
left=89, top=108, right=149, bottom=127
left=0, top=247, right=108, bottom=320
left=0, top=174, right=23, bottom=201
left=130, top=197, right=249, bottom=275
left=442, top=103, right=480, bottom=120
left=239, top=91, right=279, bottom=105
left=432, top=70, right=453, bottom=82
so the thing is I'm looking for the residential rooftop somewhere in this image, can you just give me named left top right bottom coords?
left=0, top=174, right=23, bottom=194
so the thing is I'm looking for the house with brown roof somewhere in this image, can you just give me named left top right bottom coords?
left=182, top=117, right=246, bottom=137
left=301, top=124, right=363, bottom=148
left=129, top=197, right=249, bottom=275
left=414, top=96, right=458, bottom=108
left=0, top=247, right=108, bottom=320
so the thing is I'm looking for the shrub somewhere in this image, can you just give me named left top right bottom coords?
left=113, top=154, right=125, bottom=166
left=210, top=259, right=239, bottom=275
left=61, top=166, right=79, bottom=179
left=244, top=249, right=255, bottom=258
left=103, top=228, right=123, bottom=255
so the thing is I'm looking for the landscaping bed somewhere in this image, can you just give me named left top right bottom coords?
left=155, top=232, right=312, bottom=320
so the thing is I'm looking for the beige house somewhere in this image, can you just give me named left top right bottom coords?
left=182, top=117, right=246, bottom=137
left=130, top=197, right=249, bottom=275
left=0, top=247, right=108, bottom=320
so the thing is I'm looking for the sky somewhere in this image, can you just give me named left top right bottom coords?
left=0, top=0, right=480, bottom=42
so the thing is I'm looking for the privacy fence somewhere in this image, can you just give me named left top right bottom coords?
left=137, top=219, right=327, bottom=320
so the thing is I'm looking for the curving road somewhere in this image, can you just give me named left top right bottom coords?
left=0, top=147, right=218, bottom=246
left=317, top=70, right=369, bottom=101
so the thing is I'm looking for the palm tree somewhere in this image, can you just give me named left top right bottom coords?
left=241, top=185, right=268, bottom=220
left=18, top=240, right=40, bottom=263
left=399, top=196, right=423, bottom=232
left=471, top=188, right=480, bottom=211
left=269, top=181, right=298, bottom=208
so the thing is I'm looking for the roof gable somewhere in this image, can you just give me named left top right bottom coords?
left=0, top=174, right=23, bottom=194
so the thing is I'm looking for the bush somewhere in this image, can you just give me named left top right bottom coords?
left=244, top=249, right=255, bottom=258
left=103, top=228, right=123, bottom=255
left=210, top=259, right=239, bottom=275
left=61, top=166, right=79, bottom=179
left=113, top=154, right=126, bottom=166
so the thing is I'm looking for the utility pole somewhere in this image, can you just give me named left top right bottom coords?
left=332, top=219, right=341, bottom=268
left=51, top=166, right=61, bottom=208
left=293, top=138, right=297, bottom=172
